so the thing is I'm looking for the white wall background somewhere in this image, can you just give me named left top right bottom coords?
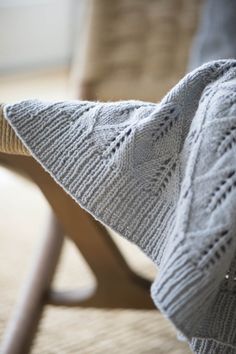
left=0, top=0, right=86, bottom=73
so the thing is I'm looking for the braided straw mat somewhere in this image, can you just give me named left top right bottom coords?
left=0, top=0, right=202, bottom=352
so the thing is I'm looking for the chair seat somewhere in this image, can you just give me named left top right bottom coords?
left=0, top=105, right=29, bottom=156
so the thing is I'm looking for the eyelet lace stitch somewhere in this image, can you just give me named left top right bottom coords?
left=207, top=170, right=236, bottom=212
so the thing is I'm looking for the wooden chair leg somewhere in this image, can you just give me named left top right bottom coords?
left=1, top=212, right=64, bottom=354
left=0, top=153, right=156, bottom=311
left=0, top=152, right=156, bottom=353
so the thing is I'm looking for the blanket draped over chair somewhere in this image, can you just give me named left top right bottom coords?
left=2, top=59, right=236, bottom=353
left=1, top=0, right=236, bottom=352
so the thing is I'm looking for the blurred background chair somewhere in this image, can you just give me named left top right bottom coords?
left=0, top=0, right=202, bottom=353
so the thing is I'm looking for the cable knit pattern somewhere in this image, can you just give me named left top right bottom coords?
left=3, top=60, right=236, bottom=353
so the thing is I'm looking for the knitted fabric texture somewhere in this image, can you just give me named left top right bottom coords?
left=3, top=60, right=236, bottom=353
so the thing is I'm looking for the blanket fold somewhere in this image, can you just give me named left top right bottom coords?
left=2, top=60, right=236, bottom=353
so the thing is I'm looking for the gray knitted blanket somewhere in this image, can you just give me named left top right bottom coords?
left=3, top=59, right=236, bottom=353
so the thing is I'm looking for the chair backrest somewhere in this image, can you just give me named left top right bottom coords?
left=74, top=0, right=202, bottom=102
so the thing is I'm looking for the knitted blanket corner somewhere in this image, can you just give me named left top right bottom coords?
left=3, top=59, right=236, bottom=353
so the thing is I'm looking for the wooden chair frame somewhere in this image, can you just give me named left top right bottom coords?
left=0, top=152, right=155, bottom=354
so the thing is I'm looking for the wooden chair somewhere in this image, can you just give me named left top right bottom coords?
left=0, top=0, right=201, bottom=353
